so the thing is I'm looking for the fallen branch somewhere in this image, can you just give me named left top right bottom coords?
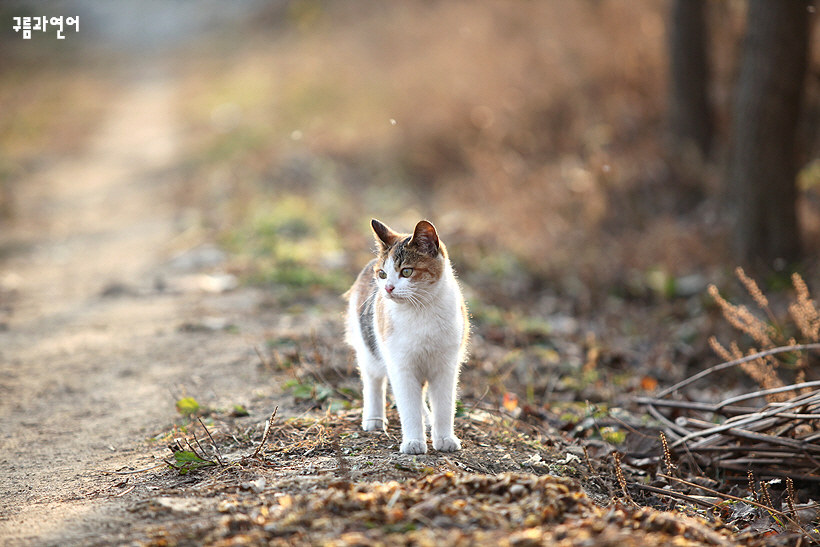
left=653, top=344, right=820, bottom=399
left=635, top=345, right=820, bottom=486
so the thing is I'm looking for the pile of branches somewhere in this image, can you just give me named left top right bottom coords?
left=637, top=345, right=820, bottom=484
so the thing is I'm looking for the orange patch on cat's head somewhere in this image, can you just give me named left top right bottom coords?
left=371, top=219, right=448, bottom=284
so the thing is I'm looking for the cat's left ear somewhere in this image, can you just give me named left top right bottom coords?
left=411, top=220, right=440, bottom=256
left=372, top=219, right=400, bottom=250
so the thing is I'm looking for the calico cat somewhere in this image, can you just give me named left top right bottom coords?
left=345, top=219, right=469, bottom=454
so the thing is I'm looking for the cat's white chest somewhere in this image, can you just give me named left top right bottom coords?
left=378, top=282, right=463, bottom=369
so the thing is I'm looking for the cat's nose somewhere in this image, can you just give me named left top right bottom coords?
left=385, top=284, right=395, bottom=294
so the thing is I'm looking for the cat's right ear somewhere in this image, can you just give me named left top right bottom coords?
left=371, top=219, right=398, bottom=250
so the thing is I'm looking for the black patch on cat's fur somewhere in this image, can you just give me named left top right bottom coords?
left=359, top=280, right=380, bottom=357
left=389, top=236, right=413, bottom=267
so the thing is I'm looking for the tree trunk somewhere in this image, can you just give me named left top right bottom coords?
left=669, top=0, right=712, bottom=157
left=730, top=0, right=811, bottom=269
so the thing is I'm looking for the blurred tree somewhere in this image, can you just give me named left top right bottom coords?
left=669, top=0, right=712, bottom=158
left=729, top=0, right=811, bottom=269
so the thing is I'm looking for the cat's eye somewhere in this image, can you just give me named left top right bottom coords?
left=377, top=270, right=387, bottom=279
left=400, top=267, right=414, bottom=278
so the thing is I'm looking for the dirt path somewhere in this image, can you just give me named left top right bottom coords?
left=0, top=71, right=278, bottom=546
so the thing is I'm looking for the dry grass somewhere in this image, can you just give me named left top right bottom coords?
left=708, top=269, right=820, bottom=401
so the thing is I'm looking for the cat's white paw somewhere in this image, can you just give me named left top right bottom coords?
left=433, top=435, right=461, bottom=452
left=400, top=439, right=427, bottom=454
left=362, top=418, right=387, bottom=432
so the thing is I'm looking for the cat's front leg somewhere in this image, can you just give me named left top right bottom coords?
left=390, top=369, right=427, bottom=454
left=428, top=366, right=461, bottom=452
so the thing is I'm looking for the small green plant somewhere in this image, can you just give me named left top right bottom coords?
left=175, top=396, right=201, bottom=416
left=283, top=378, right=334, bottom=402
left=600, top=426, right=626, bottom=445
left=167, top=450, right=217, bottom=475
left=231, top=404, right=250, bottom=417
left=165, top=417, right=230, bottom=475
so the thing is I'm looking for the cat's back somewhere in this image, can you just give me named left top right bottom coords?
left=346, top=258, right=377, bottom=309
left=344, top=259, right=378, bottom=350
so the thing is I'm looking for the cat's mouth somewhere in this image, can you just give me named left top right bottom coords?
left=384, top=291, right=408, bottom=302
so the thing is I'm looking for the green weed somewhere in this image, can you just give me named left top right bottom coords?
left=175, top=397, right=201, bottom=417
left=167, top=450, right=217, bottom=475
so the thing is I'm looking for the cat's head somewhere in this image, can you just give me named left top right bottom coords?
left=370, top=218, right=448, bottom=302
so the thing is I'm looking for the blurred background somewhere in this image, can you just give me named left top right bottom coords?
left=2, top=0, right=820, bottom=399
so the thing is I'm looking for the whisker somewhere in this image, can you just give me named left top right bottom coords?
left=357, top=289, right=377, bottom=313
left=411, top=287, right=435, bottom=306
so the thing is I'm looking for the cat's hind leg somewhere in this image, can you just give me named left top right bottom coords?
left=422, top=384, right=432, bottom=431
left=358, top=353, right=388, bottom=432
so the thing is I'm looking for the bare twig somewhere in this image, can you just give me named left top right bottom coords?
left=113, top=485, right=137, bottom=498
left=632, top=483, right=721, bottom=510
left=107, top=464, right=166, bottom=475
left=715, top=380, right=820, bottom=410
left=714, top=464, right=820, bottom=483
left=251, top=407, right=278, bottom=460
left=191, top=432, right=212, bottom=464
left=198, top=417, right=224, bottom=466
left=669, top=392, right=820, bottom=449
left=644, top=403, right=687, bottom=439
left=659, top=474, right=804, bottom=530
left=653, top=344, right=820, bottom=399
left=633, top=397, right=756, bottom=416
